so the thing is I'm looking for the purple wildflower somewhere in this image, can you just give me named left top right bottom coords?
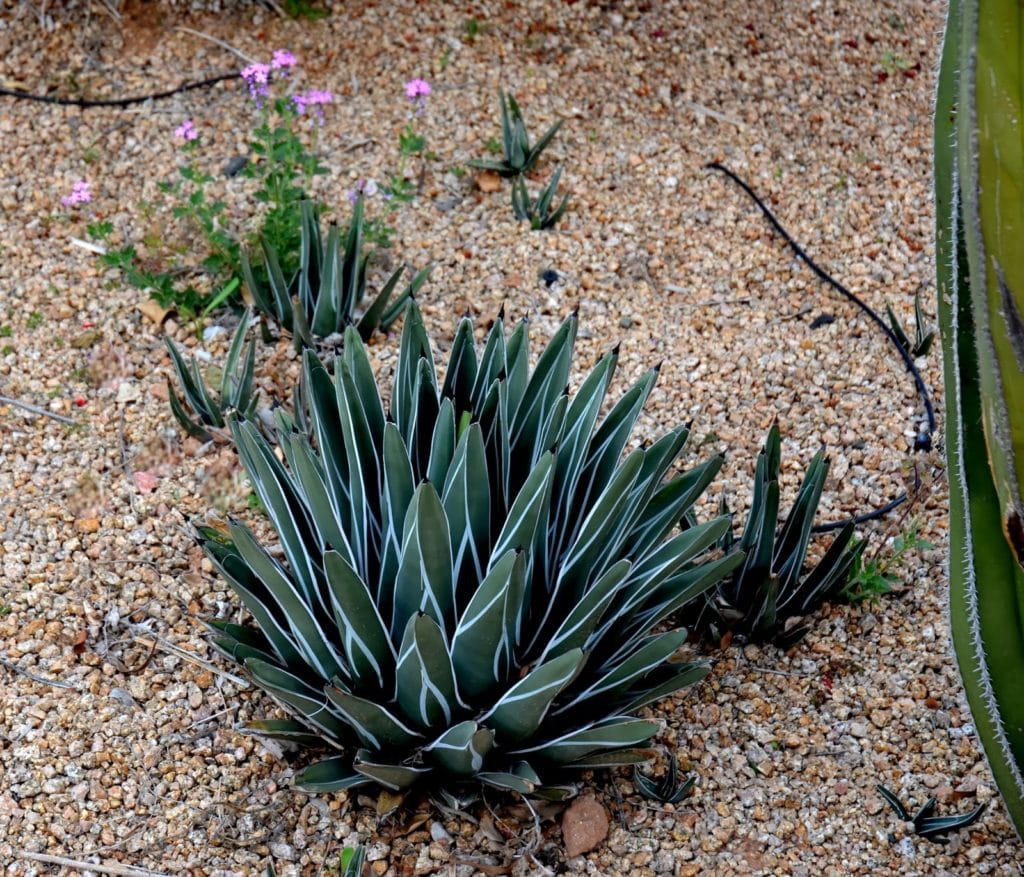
left=347, top=178, right=380, bottom=204
left=405, top=78, right=431, bottom=101
left=61, top=180, right=92, bottom=207
left=241, top=62, right=271, bottom=103
left=271, top=50, right=297, bottom=71
left=174, top=119, right=198, bottom=142
left=293, top=89, right=333, bottom=124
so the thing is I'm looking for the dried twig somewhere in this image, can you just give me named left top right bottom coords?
left=15, top=850, right=171, bottom=877
left=174, top=26, right=259, bottom=65
left=0, top=393, right=77, bottom=425
left=128, top=626, right=250, bottom=689
left=0, top=656, right=83, bottom=690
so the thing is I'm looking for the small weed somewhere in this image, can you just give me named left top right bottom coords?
left=887, top=14, right=905, bottom=31
left=282, top=0, right=328, bottom=19
left=484, top=136, right=502, bottom=155
left=69, top=366, right=91, bottom=383
left=27, top=312, right=44, bottom=330
left=843, top=519, right=934, bottom=603
left=463, top=18, right=482, bottom=41
left=880, top=51, right=914, bottom=74
left=0, top=326, right=12, bottom=338
left=439, top=47, right=453, bottom=70
left=450, top=165, right=467, bottom=179
left=81, top=147, right=101, bottom=164
left=1, top=345, right=13, bottom=356
left=0, top=605, right=11, bottom=617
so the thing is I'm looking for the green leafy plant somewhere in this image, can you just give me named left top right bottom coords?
left=85, top=57, right=329, bottom=322
left=241, top=198, right=428, bottom=349
left=336, top=846, right=365, bottom=876
left=633, top=753, right=695, bottom=804
left=842, top=520, right=933, bottom=603
left=199, top=303, right=742, bottom=797
left=876, top=785, right=987, bottom=843
left=511, top=167, right=570, bottom=231
left=468, top=91, right=563, bottom=178
left=886, top=292, right=935, bottom=358
left=165, top=312, right=258, bottom=441
left=698, top=424, right=863, bottom=648
left=935, top=0, right=1024, bottom=836
left=282, top=0, right=328, bottom=20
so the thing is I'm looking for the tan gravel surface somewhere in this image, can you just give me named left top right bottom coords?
left=0, top=0, right=1021, bottom=874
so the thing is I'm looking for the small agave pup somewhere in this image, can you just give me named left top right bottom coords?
left=199, top=304, right=742, bottom=796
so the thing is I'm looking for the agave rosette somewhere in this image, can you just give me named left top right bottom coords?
left=199, top=303, right=741, bottom=796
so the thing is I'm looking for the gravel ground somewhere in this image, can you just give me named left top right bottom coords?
left=0, top=0, right=1021, bottom=874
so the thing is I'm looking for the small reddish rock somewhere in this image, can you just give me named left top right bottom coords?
left=561, top=796, right=609, bottom=858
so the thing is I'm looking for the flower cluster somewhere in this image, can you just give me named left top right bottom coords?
left=174, top=119, right=199, bottom=142
left=405, top=77, right=431, bottom=112
left=292, top=89, right=334, bottom=124
left=61, top=180, right=92, bottom=207
left=240, top=50, right=297, bottom=106
left=347, top=178, right=386, bottom=204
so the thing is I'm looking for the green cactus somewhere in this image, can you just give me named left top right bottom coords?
left=936, top=0, right=1024, bottom=837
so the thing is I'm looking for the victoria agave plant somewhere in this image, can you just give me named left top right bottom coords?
left=199, top=304, right=742, bottom=796
left=242, top=198, right=429, bottom=348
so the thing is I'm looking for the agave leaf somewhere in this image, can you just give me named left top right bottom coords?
left=393, top=483, right=454, bottom=636
left=916, top=803, right=988, bottom=839
left=353, top=749, right=432, bottom=790
left=477, top=769, right=536, bottom=795
left=876, top=784, right=911, bottom=821
left=624, top=454, right=725, bottom=559
left=466, top=158, right=515, bottom=174
left=260, top=235, right=294, bottom=329
left=167, top=380, right=214, bottom=441
left=553, top=630, right=687, bottom=716
left=240, top=718, right=325, bottom=749
left=887, top=303, right=913, bottom=352
left=324, top=551, right=395, bottom=691
left=489, top=451, right=555, bottom=569
left=513, top=716, right=661, bottom=766
left=310, top=222, right=341, bottom=336
left=442, top=424, right=491, bottom=603
left=164, top=338, right=215, bottom=424
left=539, top=559, right=631, bottom=662
left=774, top=452, right=829, bottom=591
left=526, top=119, right=564, bottom=171
left=395, top=613, right=459, bottom=730
left=231, top=420, right=322, bottom=604
left=545, top=194, right=570, bottom=229
left=536, top=168, right=561, bottom=218
left=617, top=661, right=711, bottom=713
left=228, top=520, right=346, bottom=681
left=356, top=265, right=404, bottom=340
left=380, top=265, right=432, bottom=330
left=378, top=423, right=416, bottom=601
left=569, top=748, right=654, bottom=768
left=470, top=315, right=508, bottom=410
left=393, top=302, right=435, bottom=444
left=424, top=720, right=496, bottom=776
left=303, top=351, right=352, bottom=528
left=199, top=535, right=305, bottom=668
left=325, top=684, right=422, bottom=751
left=481, top=648, right=586, bottom=743
left=245, top=658, right=349, bottom=743
left=240, top=247, right=275, bottom=319
left=294, top=756, right=372, bottom=793
left=783, top=522, right=860, bottom=615
left=220, top=311, right=253, bottom=401
left=427, top=398, right=457, bottom=488
left=510, top=312, right=576, bottom=463
left=450, top=550, right=524, bottom=699
left=280, top=434, right=354, bottom=563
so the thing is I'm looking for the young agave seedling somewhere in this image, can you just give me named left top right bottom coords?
left=468, top=90, right=563, bottom=178
left=633, top=753, right=696, bottom=805
left=165, top=311, right=258, bottom=441
left=876, top=785, right=987, bottom=844
left=242, top=198, right=428, bottom=349
left=886, top=292, right=935, bottom=358
left=511, top=167, right=570, bottom=231
left=701, top=424, right=864, bottom=648
left=199, top=303, right=741, bottom=798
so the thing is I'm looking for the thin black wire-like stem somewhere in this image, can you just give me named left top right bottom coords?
left=706, top=163, right=936, bottom=534
left=0, top=74, right=235, bottom=108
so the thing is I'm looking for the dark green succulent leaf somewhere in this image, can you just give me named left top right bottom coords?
left=325, top=683, right=422, bottom=751
left=428, top=398, right=457, bottom=488
left=380, top=265, right=431, bottom=330
left=310, top=222, right=341, bottom=335
left=240, top=719, right=325, bottom=749
left=353, top=749, right=432, bottom=790
left=489, top=451, right=554, bottom=567
left=324, top=551, right=395, bottom=691
left=915, top=804, right=988, bottom=839
left=424, top=720, right=496, bottom=776
left=540, top=559, right=631, bottom=662
left=514, top=716, right=661, bottom=766
left=443, top=423, right=491, bottom=601
left=451, top=550, right=524, bottom=699
left=244, top=658, right=349, bottom=743
left=167, top=380, right=214, bottom=440
left=482, top=648, right=586, bottom=743
left=876, top=784, right=911, bottom=821
left=395, top=613, right=460, bottom=730
left=617, top=661, right=711, bottom=714
left=568, top=747, right=654, bottom=768
left=294, top=756, right=372, bottom=793
left=441, top=317, right=479, bottom=413
left=393, top=483, right=454, bottom=636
